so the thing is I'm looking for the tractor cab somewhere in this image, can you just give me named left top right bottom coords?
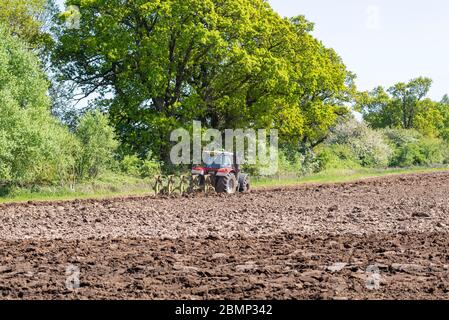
left=191, top=151, right=250, bottom=194
left=203, top=151, right=234, bottom=169
left=191, top=151, right=235, bottom=175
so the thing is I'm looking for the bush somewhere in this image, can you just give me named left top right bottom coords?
left=392, top=143, right=423, bottom=167
left=323, top=119, right=392, bottom=168
left=349, top=131, right=391, bottom=167
left=277, top=150, right=304, bottom=176
left=390, top=138, right=446, bottom=167
left=75, top=110, right=118, bottom=179
left=317, top=144, right=361, bottom=170
left=121, top=155, right=142, bottom=177
left=120, top=153, right=161, bottom=178
left=382, top=128, right=421, bottom=148
left=382, top=129, right=447, bottom=167
left=140, top=156, right=162, bottom=177
left=0, top=26, right=79, bottom=186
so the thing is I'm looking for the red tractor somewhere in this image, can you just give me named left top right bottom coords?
left=191, top=151, right=250, bottom=194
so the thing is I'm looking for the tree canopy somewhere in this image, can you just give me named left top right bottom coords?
left=356, top=77, right=449, bottom=140
left=0, top=26, right=79, bottom=185
left=53, top=0, right=354, bottom=158
left=0, top=0, right=56, bottom=49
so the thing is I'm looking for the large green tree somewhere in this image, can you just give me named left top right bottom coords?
left=53, top=0, right=353, bottom=159
left=0, top=26, right=79, bottom=185
left=387, top=77, right=433, bottom=129
left=357, top=77, right=449, bottom=140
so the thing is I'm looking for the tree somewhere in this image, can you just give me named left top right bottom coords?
left=0, top=26, right=79, bottom=185
left=0, top=0, right=56, bottom=49
left=387, top=77, right=432, bottom=129
left=279, top=17, right=355, bottom=149
left=75, top=110, right=118, bottom=179
left=0, top=0, right=67, bottom=126
left=0, top=25, right=49, bottom=110
left=356, top=86, right=398, bottom=129
left=413, top=99, right=444, bottom=138
left=356, top=77, right=449, bottom=140
left=52, top=0, right=353, bottom=160
left=356, top=77, right=432, bottom=130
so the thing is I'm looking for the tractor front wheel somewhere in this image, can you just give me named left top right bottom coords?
left=216, top=173, right=237, bottom=194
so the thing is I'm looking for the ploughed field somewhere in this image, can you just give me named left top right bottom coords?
left=1, top=172, right=449, bottom=299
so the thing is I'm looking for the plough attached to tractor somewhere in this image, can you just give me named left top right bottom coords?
left=151, top=151, right=250, bottom=196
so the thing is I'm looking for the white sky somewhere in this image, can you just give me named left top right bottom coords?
left=56, top=0, right=449, bottom=100
left=269, top=0, right=449, bottom=100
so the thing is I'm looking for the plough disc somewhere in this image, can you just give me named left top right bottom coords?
left=202, top=175, right=215, bottom=194
left=188, top=174, right=215, bottom=194
left=188, top=175, right=201, bottom=193
left=178, top=175, right=190, bottom=194
left=152, top=175, right=206, bottom=196
left=153, top=175, right=165, bottom=195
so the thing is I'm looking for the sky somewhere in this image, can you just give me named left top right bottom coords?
left=56, top=0, right=449, bottom=100
left=268, top=0, right=449, bottom=100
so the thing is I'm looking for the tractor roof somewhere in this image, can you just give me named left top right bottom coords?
left=203, top=150, right=234, bottom=156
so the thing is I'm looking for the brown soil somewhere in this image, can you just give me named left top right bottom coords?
left=1, top=171, right=449, bottom=299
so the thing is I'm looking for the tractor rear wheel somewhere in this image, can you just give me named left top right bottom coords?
left=238, top=174, right=250, bottom=193
left=216, top=173, right=237, bottom=194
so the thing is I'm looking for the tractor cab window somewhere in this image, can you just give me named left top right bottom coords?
left=203, top=153, right=221, bottom=168
left=203, top=153, right=233, bottom=169
left=222, top=155, right=232, bottom=167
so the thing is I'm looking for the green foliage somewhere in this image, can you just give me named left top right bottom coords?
left=435, top=101, right=449, bottom=141
left=321, top=119, right=392, bottom=168
left=388, top=77, right=433, bottom=128
left=75, top=110, right=118, bottom=179
left=356, top=77, right=449, bottom=140
left=244, top=149, right=304, bottom=178
left=390, top=138, right=447, bottom=167
left=120, top=155, right=142, bottom=177
left=0, top=92, right=80, bottom=185
left=120, top=154, right=161, bottom=178
left=53, top=0, right=353, bottom=159
left=382, top=128, right=421, bottom=148
left=413, top=99, right=445, bottom=138
left=0, top=26, right=79, bottom=185
left=140, top=156, right=162, bottom=177
left=0, top=27, right=49, bottom=109
left=356, top=87, right=395, bottom=128
left=277, top=150, right=304, bottom=176
left=317, top=144, right=361, bottom=171
left=381, top=128, right=448, bottom=167
left=0, top=0, right=55, bottom=49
